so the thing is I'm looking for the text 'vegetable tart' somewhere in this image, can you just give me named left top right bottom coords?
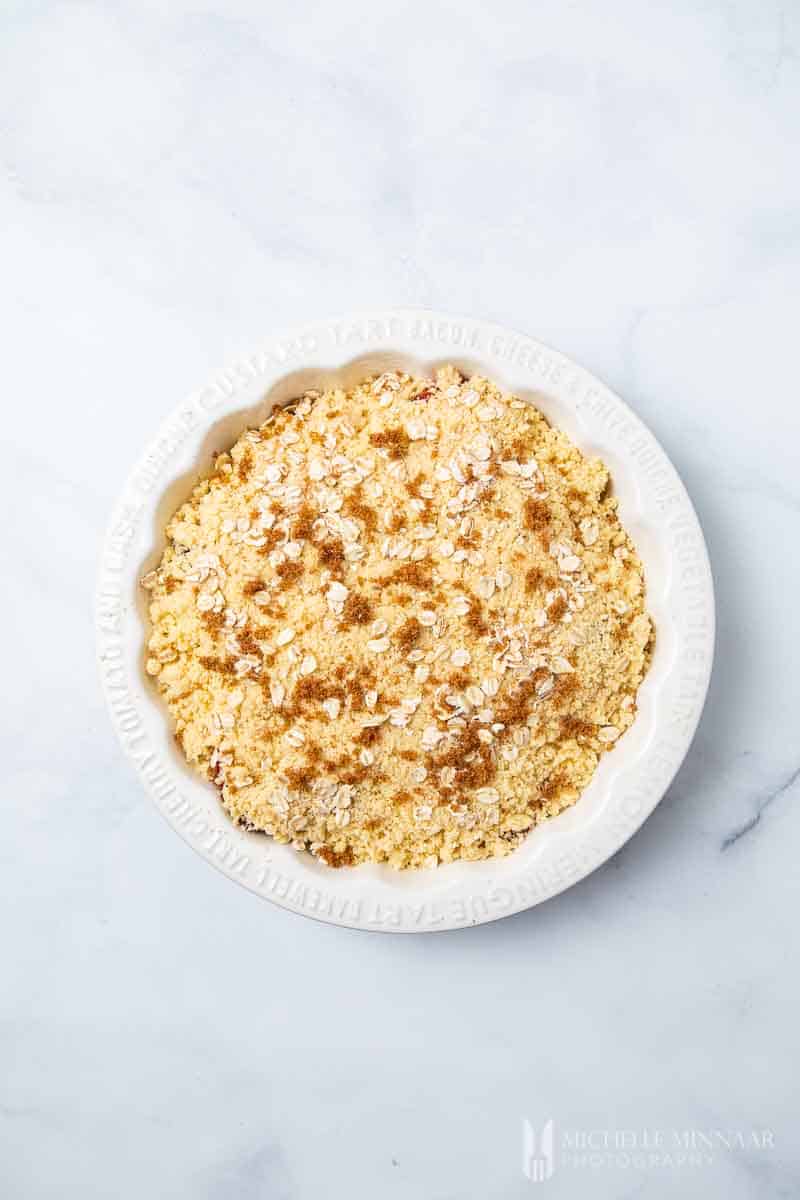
left=142, top=367, right=653, bottom=869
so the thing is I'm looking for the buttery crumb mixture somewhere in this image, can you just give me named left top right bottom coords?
left=142, top=367, right=653, bottom=869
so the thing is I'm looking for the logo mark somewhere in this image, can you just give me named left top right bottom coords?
left=523, top=1118, right=556, bottom=1183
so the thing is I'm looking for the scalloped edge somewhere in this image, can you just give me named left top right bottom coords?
left=96, top=310, right=714, bottom=932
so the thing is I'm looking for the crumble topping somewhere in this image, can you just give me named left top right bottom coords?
left=142, top=367, right=653, bottom=869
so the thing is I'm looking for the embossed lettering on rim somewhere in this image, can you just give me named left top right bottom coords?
left=96, top=310, right=714, bottom=932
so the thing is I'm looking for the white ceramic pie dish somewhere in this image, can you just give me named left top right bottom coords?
left=97, top=310, right=714, bottom=931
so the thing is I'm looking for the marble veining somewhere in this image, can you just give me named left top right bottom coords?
left=721, top=764, right=800, bottom=852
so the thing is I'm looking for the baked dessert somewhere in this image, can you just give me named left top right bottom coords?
left=142, top=367, right=652, bottom=869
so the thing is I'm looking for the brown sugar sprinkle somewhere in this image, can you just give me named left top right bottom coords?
left=334, top=663, right=379, bottom=710
left=145, top=365, right=652, bottom=870
left=547, top=594, right=569, bottom=623
left=385, top=510, right=405, bottom=534
left=276, top=560, right=304, bottom=587
left=405, top=471, right=426, bottom=498
left=464, top=599, right=488, bottom=637
left=304, top=741, right=323, bottom=764
left=560, top=714, right=597, bottom=740
left=553, top=673, right=580, bottom=702
left=509, top=432, right=537, bottom=459
left=317, top=845, right=356, bottom=869
left=201, top=610, right=226, bottom=633
left=284, top=764, right=315, bottom=791
left=242, top=578, right=266, bottom=597
left=286, top=675, right=345, bottom=716
left=356, top=724, right=383, bottom=747
left=237, top=448, right=254, bottom=480
left=257, top=527, right=284, bottom=555
left=198, top=654, right=237, bottom=676
left=337, top=765, right=371, bottom=787
left=432, top=726, right=495, bottom=790
left=384, top=561, right=434, bottom=590
left=317, top=539, right=346, bottom=575
left=343, top=487, right=378, bottom=533
left=342, top=592, right=374, bottom=626
left=539, top=772, right=569, bottom=802
left=447, top=759, right=494, bottom=797
left=370, top=426, right=410, bottom=458
left=612, top=611, right=636, bottom=644
left=395, top=617, right=422, bottom=654
left=494, top=677, right=540, bottom=730
left=237, top=629, right=262, bottom=657
left=523, top=498, right=551, bottom=536
left=292, top=504, right=317, bottom=540
left=525, top=566, right=556, bottom=595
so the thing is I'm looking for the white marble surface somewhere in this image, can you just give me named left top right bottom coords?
left=2, top=2, right=799, bottom=1196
